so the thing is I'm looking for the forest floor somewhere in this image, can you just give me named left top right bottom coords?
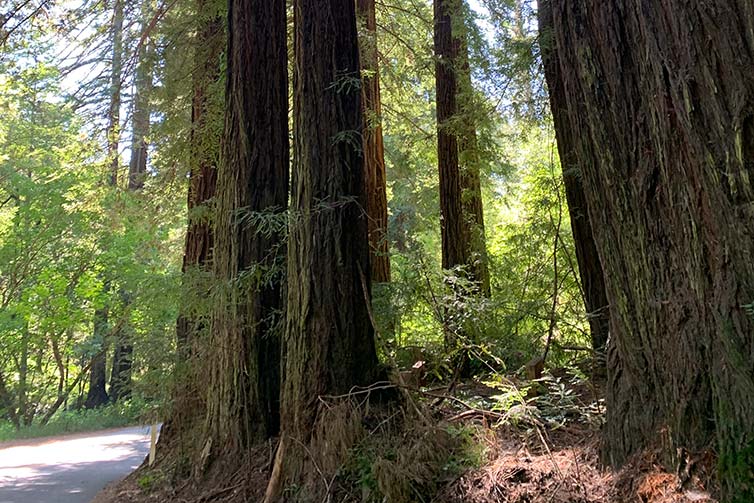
left=94, top=369, right=719, bottom=503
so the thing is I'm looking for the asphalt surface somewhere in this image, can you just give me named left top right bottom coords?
left=0, top=425, right=154, bottom=503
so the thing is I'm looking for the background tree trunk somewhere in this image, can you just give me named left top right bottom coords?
left=107, top=0, right=123, bottom=186
left=434, top=0, right=489, bottom=294
left=87, top=0, right=123, bottom=407
left=110, top=0, right=154, bottom=403
left=175, top=3, right=222, bottom=356
left=357, top=0, right=390, bottom=283
left=538, top=6, right=609, bottom=354
left=266, top=0, right=383, bottom=497
left=434, top=0, right=469, bottom=274
left=204, top=0, right=289, bottom=450
left=126, top=0, right=153, bottom=192
left=458, top=46, right=490, bottom=297
left=541, top=0, right=754, bottom=498
left=84, top=306, right=109, bottom=408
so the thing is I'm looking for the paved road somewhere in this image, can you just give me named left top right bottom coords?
left=0, top=426, right=154, bottom=503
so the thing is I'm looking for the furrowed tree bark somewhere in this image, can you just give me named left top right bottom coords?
left=160, top=0, right=223, bottom=454
left=434, top=0, right=469, bottom=275
left=434, top=0, right=489, bottom=293
left=265, top=0, right=383, bottom=498
left=203, top=0, right=288, bottom=452
left=357, top=0, right=390, bottom=283
left=541, top=0, right=754, bottom=498
left=538, top=8, right=609, bottom=354
left=458, top=47, right=490, bottom=297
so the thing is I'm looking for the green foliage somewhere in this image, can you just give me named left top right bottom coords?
left=0, top=399, right=145, bottom=442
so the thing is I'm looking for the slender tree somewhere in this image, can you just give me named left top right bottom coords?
left=434, top=0, right=490, bottom=294
left=458, top=46, right=490, bottom=296
left=109, top=0, right=154, bottom=402
left=538, top=7, right=609, bottom=353
left=541, top=0, right=754, bottom=498
left=203, top=0, right=289, bottom=450
left=435, top=0, right=469, bottom=277
left=107, top=0, right=124, bottom=186
left=357, top=0, right=390, bottom=283
left=86, top=0, right=124, bottom=408
left=265, top=0, right=383, bottom=497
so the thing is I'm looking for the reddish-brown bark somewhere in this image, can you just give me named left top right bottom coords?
left=357, top=0, right=390, bottom=283
left=541, top=0, right=754, bottom=497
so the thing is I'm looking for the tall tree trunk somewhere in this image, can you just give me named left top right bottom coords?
left=126, top=0, right=152, bottom=192
left=434, top=0, right=469, bottom=275
left=434, top=0, right=490, bottom=376
left=87, top=0, right=123, bottom=407
left=357, top=0, right=390, bottom=283
left=85, top=305, right=109, bottom=408
left=265, top=0, right=383, bottom=498
left=541, top=0, right=754, bottom=498
left=203, top=0, right=289, bottom=451
left=110, top=0, right=154, bottom=403
left=161, top=0, right=223, bottom=454
left=457, top=47, right=490, bottom=297
left=175, top=3, right=222, bottom=356
left=107, top=0, right=124, bottom=185
left=538, top=7, right=609, bottom=354
left=434, top=0, right=489, bottom=293
left=108, top=325, right=132, bottom=402
left=17, top=324, right=29, bottom=425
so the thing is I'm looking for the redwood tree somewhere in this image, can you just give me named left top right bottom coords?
left=204, top=0, right=289, bottom=449
left=434, top=0, right=490, bottom=294
left=175, top=2, right=222, bottom=356
left=539, top=8, right=609, bottom=353
left=541, top=0, right=754, bottom=498
left=265, top=0, right=383, bottom=497
left=357, top=0, right=390, bottom=283
left=86, top=0, right=124, bottom=408
left=161, top=1, right=223, bottom=449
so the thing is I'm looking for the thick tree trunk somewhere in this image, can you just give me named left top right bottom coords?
left=434, top=0, right=490, bottom=377
left=538, top=7, right=609, bottom=353
left=357, top=0, right=390, bottom=283
left=108, top=328, right=132, bottom=402
left=160, top=1, right=223, bottom=455
left=265, top=0, right=383, bottom=498
left=457, top=54, right=490, bottom=297
left=204, top=0, right=288, bottom=450
left=541, top=0, right=754, bottom=498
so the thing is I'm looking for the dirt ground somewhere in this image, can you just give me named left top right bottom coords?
left=93, top=375, right=719, bottom=503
